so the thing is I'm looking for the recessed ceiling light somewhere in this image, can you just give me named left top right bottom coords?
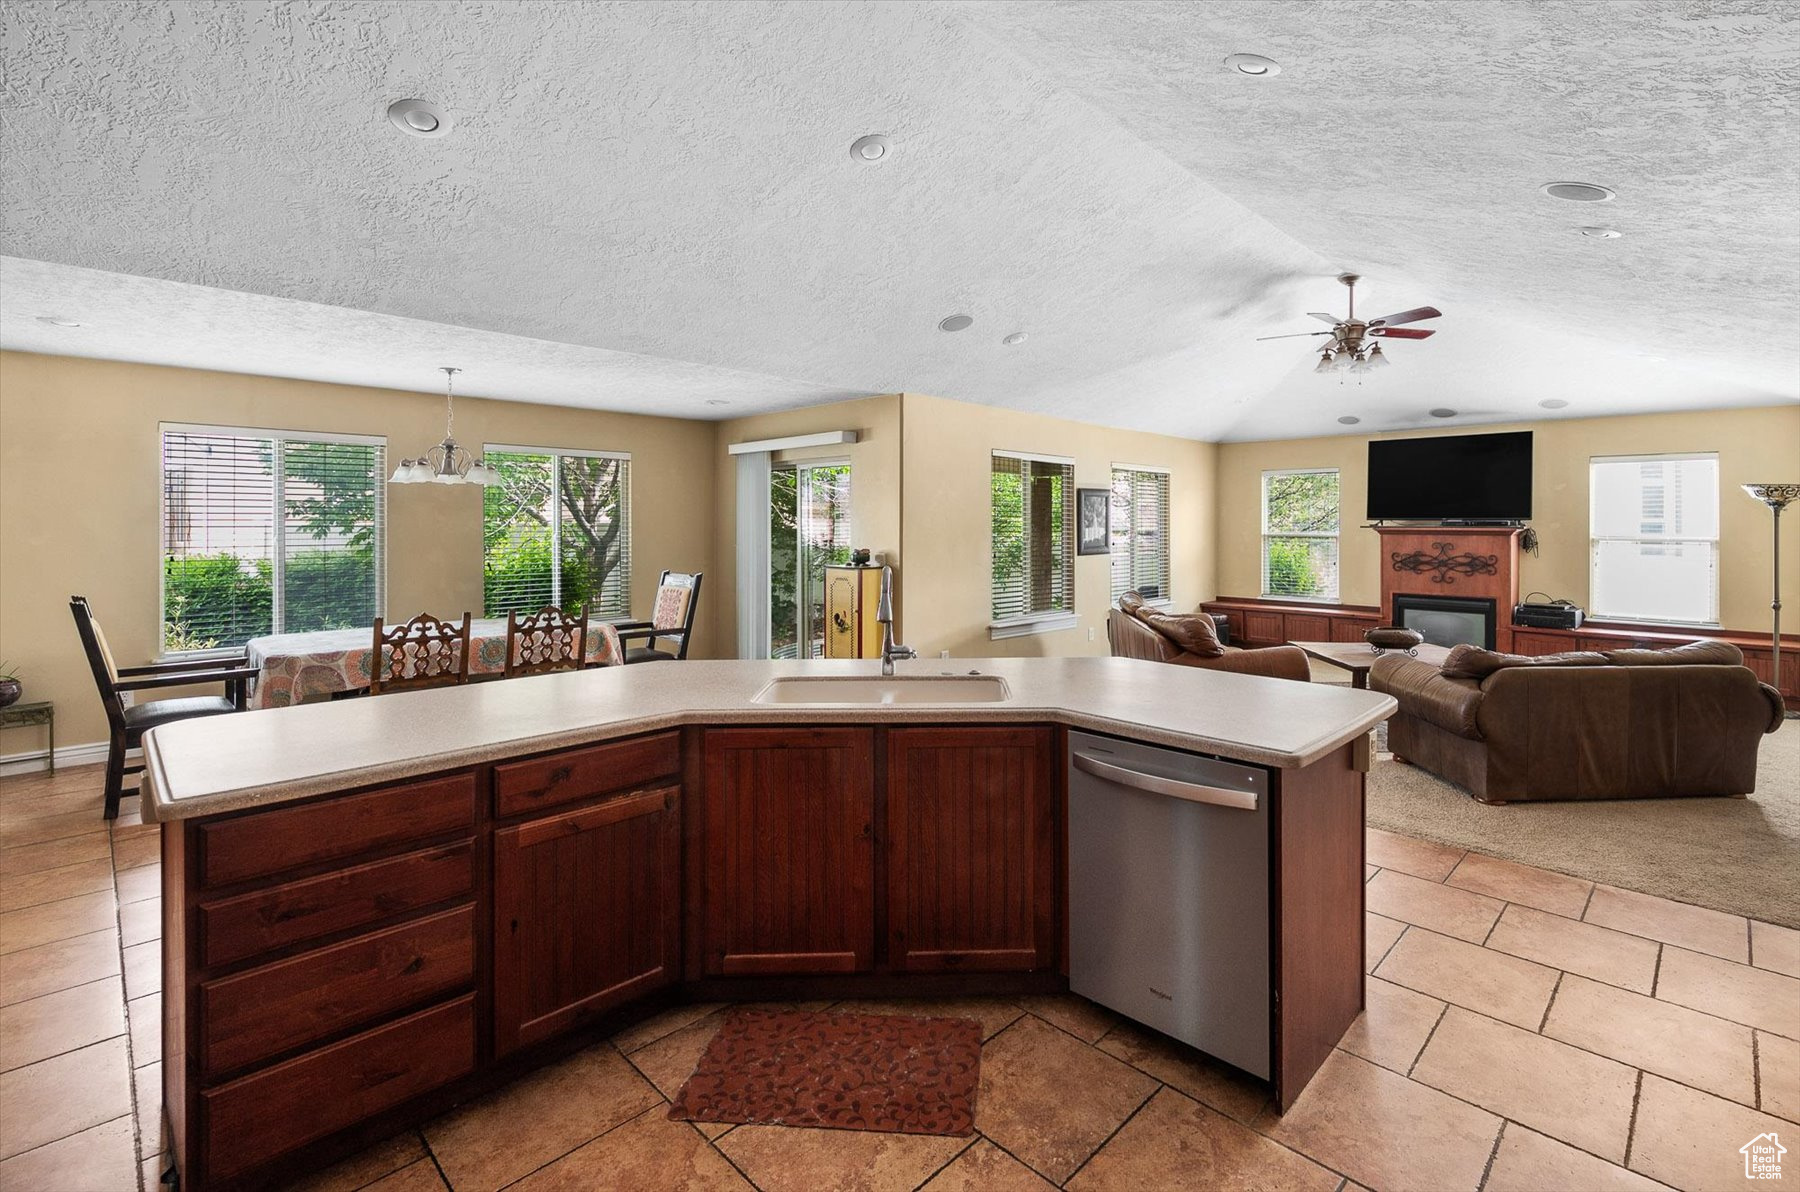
left=387, top=99, right=451, bottom=139
left=1223, top=53, right=1281, bottom=77
left=850, top=134, right=890, bottom=162
left=1576, top=226, right=1622, bottom=239
left=938, top=314, right=974, bottom=333
left=35, top=316, right=82, bottom=327
left=1337, top=415, right=1361, bottom=425
left=705, top=399, right=730, bottom=407
left=1541, top=181, right=1615, bottom=203
left=1002, top=332, right=1029, bottom=346
left=1539, top=398, right=1569, bottom=409
left=1429, top=408, right=1458, bottom=418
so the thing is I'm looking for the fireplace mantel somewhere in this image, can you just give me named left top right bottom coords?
left=1375, top=525, right=1523, bottom=653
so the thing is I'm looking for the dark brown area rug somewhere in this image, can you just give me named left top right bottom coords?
left=667, top=1007, right=981, bottom=1136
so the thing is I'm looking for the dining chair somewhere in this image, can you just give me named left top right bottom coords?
left=504, top=606, right=588, bottom=678
left=616, top=571, right=702, bottom=663
left=370, top=613, right=473, bottom=694
left=69, top=596, right=258, bottom=819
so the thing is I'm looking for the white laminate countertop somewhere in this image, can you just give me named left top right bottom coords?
left=140, top=657, right=1397, bottom=822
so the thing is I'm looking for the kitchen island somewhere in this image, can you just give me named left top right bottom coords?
left=142, top=658, right=1394, bottom=1191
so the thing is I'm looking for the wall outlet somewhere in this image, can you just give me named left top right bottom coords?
left=1087, top=626, right=1096, bottom=642
left=939, top=650, right=951, bottom=659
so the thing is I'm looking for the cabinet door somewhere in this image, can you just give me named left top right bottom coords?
left=886, top=727, right=1055, bottom=972
left=493, top=786, right=680, bottom=1056
left=701, top=728, right=875, bottom=975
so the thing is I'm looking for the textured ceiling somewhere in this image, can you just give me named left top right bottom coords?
left=2, top=0, right=1796, bottom=440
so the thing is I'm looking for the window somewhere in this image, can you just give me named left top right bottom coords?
left=991, top=451, right=1075, bottom=633
left=160, top=425, right=385, bottom=653
left=1590, top=453, right=1719, bottom=624
left=1262, top=469, right=1340, bottom=600
left=482, top=447, right=632, bottom=619
left=770, top=461, right=852, bottom=659
left=1110, top=466, right=1171, bottom=604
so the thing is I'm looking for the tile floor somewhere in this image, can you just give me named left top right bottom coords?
left=1, top=764, right=1796, bottom=1191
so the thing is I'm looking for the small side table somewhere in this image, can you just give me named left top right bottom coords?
left=0, top=701, right=55, bottom=773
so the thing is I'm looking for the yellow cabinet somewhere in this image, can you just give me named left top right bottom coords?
left=823, top=565, right=884, bottom=659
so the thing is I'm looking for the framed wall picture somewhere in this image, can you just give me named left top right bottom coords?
left=1077, top=487, right=1111, bottom=555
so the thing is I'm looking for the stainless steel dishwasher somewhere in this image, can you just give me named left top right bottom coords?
left=1067, top=730, right=1271, bottom=1079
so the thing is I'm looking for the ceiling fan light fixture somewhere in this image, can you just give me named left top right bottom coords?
left=1314, top=350, right=1335, bottom=375
left=1348, top=352, right=1370, bottom=374
left=1366, top=342, right=1389, bottom=368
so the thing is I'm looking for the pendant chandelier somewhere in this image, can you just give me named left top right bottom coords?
left=389, top=367, right=497, bottom=486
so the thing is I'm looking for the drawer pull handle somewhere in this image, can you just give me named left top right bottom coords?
left=401, top=956, right=425, bottom=976
left=1073, top=752, right=1259, bottom=810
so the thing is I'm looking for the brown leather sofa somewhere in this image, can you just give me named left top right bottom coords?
left=1371, top=641, right=1785, bottom=803
left=1107, top=595, right=1311, bottom=683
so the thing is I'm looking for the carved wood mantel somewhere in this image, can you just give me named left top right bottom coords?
left=1374, top=526, right=1523, bottom=653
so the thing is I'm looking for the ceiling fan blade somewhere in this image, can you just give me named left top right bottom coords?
left=1255, top=331, right=1335, bottom=340
left=1370, top=326, right=1436, bottom=339
left=1307, top=312, right=1341, bottom=325
left=1367, top=306, right=1442, bottom=328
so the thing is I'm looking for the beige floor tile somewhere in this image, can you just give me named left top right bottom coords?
left=143, top=1151, right=170, bottom=1191
left=1067, top=1087, right=1337, bottom=1191
left=1760, top=1031, right=1800, bottom=1124
left=0, top=1112, right=136, bottom=1192
left=1339, top=976, right=1444, bottom=1074
left=277, top=1130, right=427, bottom=1192
left=1365, top=912, right=1405, bottom=972
left=1364, top=827, right=1464, bottom=881
left=115, top=864, right=160, bottom=905
left=1630, top=1074, right=1793, bottom=1190
left=361, top=1159, right=448, bottom=1191
left=512, top=1105, right=752, bottom=1190
left=0, top=890, right=116, bottom=954
left=128, top=992, right=160, bottom=1065
left=719, top=1122, right=966, bottom=1192
left=1365, top=869, right=1503, bottom=942
left=1365, top=864, right=1376, bottom=881
left=0, top=1037, right=132, bottom=1160
left=1016, top=993, right=1119, bottom=1043
left=611, top=1002, right=727, bottom=1054
left=0, top=831, right=109, bottom=878
left=1586, top=884, right=1749, bottom=962
left=1445, top=852, right=1592, bottom=919
left=828, top=996, right=1023, bottom=1042
left=1485, top=903, right=1660, bottom=994
left=0, top=857, right=113, bottom=914
left=0, top=976, right=126, bottom=1072
left=975, top=1013, right=1157, bottom=1183
left=1374, top=927, right=1558, bottom=1028
left=1094, top=1019, right=1271, bottom=1124
left=1657, top=946, right=1800, bottom=1038
left=626, top=1010, right=727, bottom=1098
left=425, top=1042, right=660, bottom=1190
left=122, top=939, right=160, bottom=1000
left=0, top=809, right=103, bottom=851
left=1544, top=974, right=1754, bottom=1103
left=1260, top=1049, right=1499, bottom=1192
left=1751, top=919, right=1800, bottom=978
left=120, top=898, right=161, bottom=949
left=918, top=1139, right=1054, bottom=1191
left=0, top=927, right=120, bottom=1007
left=111, top=832, right=161, bottom=872
left=1483, top=1123, right=1670, bottom=1192
left=1412, top=1007, right=1637, bottom=1162
left=135, top=1060, right=162, bottom=1145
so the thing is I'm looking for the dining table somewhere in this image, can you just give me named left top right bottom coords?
left=244, top=618, right=624, bottom=709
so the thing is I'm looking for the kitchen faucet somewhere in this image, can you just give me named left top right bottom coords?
left=876, top=564, right=916, bottom=675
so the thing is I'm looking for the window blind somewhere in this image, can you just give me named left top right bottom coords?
left=991, top=452, right=1075, bottom=622
left=483, top=447, right=632, bottom=619
left=1590, top=453, right=1719, bottom=623
left=1262, top=469, right=1340, bottom=600
left=1109, top=467, right=1171, bottom=603
left=161, top=426, right=385, bottom=653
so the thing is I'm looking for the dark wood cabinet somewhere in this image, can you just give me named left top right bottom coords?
left=699, top=728, right=876, bottom=975
left=492, top=785, right=681, bottom=1056
left=885, top=727, right=1056, bottom=972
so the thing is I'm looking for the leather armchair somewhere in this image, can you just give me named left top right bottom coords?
left=1106, top=607, right=1311, bottom=683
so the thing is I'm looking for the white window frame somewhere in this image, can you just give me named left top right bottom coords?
left=990, top=449, right=1078, bottom=639
left=481, top=443, right=633, bottom=619
left=159, top=422, right=387, bottom=659
left=1260, top=468, right=1341, bottom=603
left=1588, top=452, right=1720, bottom=627
left=1110, top=463, right=1172, bottom=609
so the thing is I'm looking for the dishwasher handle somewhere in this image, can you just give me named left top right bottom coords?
left=1072, top=752, right=1259, bottom=811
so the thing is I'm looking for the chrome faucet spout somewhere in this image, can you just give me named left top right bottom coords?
left=876, top=565, right=915, bottom=675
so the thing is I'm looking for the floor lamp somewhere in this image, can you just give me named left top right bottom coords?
left=1742, top=483, right=1799, bottom=719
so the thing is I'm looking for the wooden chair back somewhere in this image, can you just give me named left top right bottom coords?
left=371, top=613, right=473, bottom=694
left=504, top=606, right=588, bottom=678
left=649, top=570, right=703, bottom=659
left=69, top=596, right=127, bottom=729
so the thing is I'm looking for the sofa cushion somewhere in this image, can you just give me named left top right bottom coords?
left=1371, top=655, right=1484, bottom=739
left=1119, top=592, right=1225, bottom=659
left=1602, top=639, right=1743, bottom=667
left=1440, top=643, right=1608, bottom=680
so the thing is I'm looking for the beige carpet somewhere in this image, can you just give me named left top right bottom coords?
left=1366, top=719, right=1800, bottom=928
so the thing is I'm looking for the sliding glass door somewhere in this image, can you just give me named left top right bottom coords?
left=769, top=462, right=851, bottom=659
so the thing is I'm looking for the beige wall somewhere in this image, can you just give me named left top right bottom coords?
left=0, top=350, right=719, bottom=750
left=1214, top=405, right=1800, bottom=631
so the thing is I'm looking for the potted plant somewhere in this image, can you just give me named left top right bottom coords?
left=0, top=662, right=19, bottom=708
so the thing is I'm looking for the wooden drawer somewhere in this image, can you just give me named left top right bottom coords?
left=201, top=994, right=475, bottom=1183
left=200, top=906, right=474, bottom=1076
left=493, top=731, right=680, bottom=818
left=198, top=773, right=476, bottom=888
left=199, top=840, right=474, bottom=968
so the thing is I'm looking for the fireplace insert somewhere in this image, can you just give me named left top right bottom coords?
left=1393, top=593, right=1497, bottom=650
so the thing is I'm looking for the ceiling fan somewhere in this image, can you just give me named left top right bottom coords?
left=1258, top=273, right=1441, bottom=374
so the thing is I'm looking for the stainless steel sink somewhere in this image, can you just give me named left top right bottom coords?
left=751, top=674, right=1012, bottom=706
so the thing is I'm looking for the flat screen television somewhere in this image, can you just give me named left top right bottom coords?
left=1366, top=431, right=1533, bottom=522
